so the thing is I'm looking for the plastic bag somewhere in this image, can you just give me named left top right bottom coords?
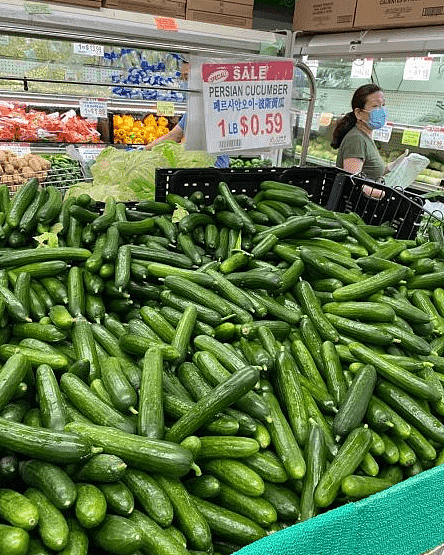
left=384, top=153, right=430, bottom=190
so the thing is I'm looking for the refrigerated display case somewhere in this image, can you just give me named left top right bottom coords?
left=290, top=27, right=444, bottom=193
left=0, top=0, right=304, bottom=157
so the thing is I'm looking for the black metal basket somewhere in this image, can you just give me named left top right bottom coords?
left=155, top=166, right=442, bottom=240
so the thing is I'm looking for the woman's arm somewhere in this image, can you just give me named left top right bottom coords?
left=342, top=157, right=364, bottom=175
left=145, top=124, right=184, bottom=150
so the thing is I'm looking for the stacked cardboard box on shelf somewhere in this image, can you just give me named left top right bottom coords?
left=292, top=0, right=444, bottom=32
left=186, top=0, right=254, bottom=29
left=354, top=0, right=444, bottom=29
left=43, top=0, right=101, bottom=8
left=102, top=0, right=186, bottom=17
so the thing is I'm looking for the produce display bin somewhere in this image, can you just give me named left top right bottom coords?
left=233, top=461, right=444, bottom=555
left=155, top=166, right=442, bottom=239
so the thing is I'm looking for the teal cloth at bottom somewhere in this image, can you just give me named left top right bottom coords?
left=235, top=463, right=444, bottom=555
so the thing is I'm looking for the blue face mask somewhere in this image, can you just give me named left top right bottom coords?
left=363, top=106, right=388, bottom=130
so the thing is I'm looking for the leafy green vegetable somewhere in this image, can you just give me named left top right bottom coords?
left=65, top=143, right=216, bottom=202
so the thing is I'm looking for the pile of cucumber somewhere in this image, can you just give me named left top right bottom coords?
left=1, top=175, right=444, bottom=554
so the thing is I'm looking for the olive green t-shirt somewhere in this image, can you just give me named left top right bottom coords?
left=336, top=126, right=386, bottom=181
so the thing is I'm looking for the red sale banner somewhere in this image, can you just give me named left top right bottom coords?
left=201, top=60, right=294, bottom=154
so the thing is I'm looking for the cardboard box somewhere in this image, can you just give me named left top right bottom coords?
left=45, top=0, right=101, bottom=8
left=104, top=0, right=186, bottom=16
left=187, top=0, right=253, bottom=17
left=293, top=0, right=358, bottom=32
left=186, top=6, right=253, bottom=27
left=354, top=0, right=444, bottom=29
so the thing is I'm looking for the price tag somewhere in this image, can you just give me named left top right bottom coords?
left=0, top=143, right=31, bottom=156
left=65, top=69, right=77, bottom=82
left=201, top=61, right=294, bottom=153
left=78, top=146, right=105, bottom=162
left=24, top=2, right=52, bottom=14
left=403, top=57, right=433, bottom=81
left=0, top=37, right=10, bottom=46
left=302, top=56, right=319, bottom=78
left=156, top=101, right=175, bottom=116
left=351, top=58, right=373, bottom=79
left=73, top=43, right=105, bottom=57
left=372, top=124, right=393, bottom=143
left=154, top=17, right=179, bottom=31
left=298, top=111, right=320, bottom=131
left=402, top=129, right=421, bottom=147
left=420, top=126, right=444, bottom=150
left=319, top=113, right=333, bottom=127
left=79, top=98, right=107, bottom=119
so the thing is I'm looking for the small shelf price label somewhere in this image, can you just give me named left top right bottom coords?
left=202, top=60, right=294, bottom=153
left=420, top=126, right=444, bottom=150
left=403, top=57, right=433, bottom=81
left=302, top=57, right=319, bottom=78
left=402, top=129, right=421, bottom=147
left=298, top=111, right=320, bottom=131
left=79, top=98, right=107, bottom=119
left=373, top=124, right=393, bottom=143
left=154, top=17, right=179, bottom=31
left=0, top=143, right=31, bottom=156
left=156, top=101, right=175, bottom=116
left=24, top=2, right=52, bottom=14
left=73, top=43, right=105, bottom=57
left=78, top=146, right=105, bottom=162
left=351, top=58, right=373, bottom=79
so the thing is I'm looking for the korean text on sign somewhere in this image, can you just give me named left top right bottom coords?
left=201, top=61, right=294, bottom=153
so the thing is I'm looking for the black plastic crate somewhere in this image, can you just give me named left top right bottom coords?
left=155, top=166, right=440, bottom=239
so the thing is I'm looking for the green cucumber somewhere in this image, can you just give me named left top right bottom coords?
left=0, top=524, right=29, bottom=555
left=122, top=468, right=173, bottom=527
left=36, top=364, right=67, bottom=432
left=295, top=280, right=339, bottom=342
left=71, top=453, right=127, bottom=483
left=138, top=346, right=164, bottom=439
left=92, top=515, right=142, bottom=555
left=60, top=373, right=135, bottom=434
left=349, top=342, right=440, bottom=401
left=300, top=419, right=326, bottom=521
left=24, top=487, right=69, bottom=551
left=100, top=357, right=137, bottom=414
left=332, top=365, right=377, bottom=439
left=263, top=391, right=306, bottom=480
left=261, top=482, right=300, bottom=523
left=341, top=475, right=393, bottom=499
left=164, top=365, right=260, bottom=444
left=332, top=267, right=408, bottom=302
left=242, top=450, right=288, bottom=483
left=321, top=340, right=348, bottom=406
left=98, top=482, right=134, bottom=517
left=75, top=483, right=107, bottom=529
left=0, top=489, right=39, bottom=530
left=65, top=421, right=193, bottom=477
left=314, top=426, right=372, bottom=507
left=191, top=495, right=266, bottom=546
left=155, top=474, right=212, bottom=551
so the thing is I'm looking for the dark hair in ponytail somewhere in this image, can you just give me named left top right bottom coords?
left=331, top=83, right=382, bottom=149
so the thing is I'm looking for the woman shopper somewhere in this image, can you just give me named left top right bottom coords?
left=332, top=84, right=407, bottom=197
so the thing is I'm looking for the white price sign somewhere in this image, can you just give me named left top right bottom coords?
left=372, top=124, right=393, bottom=143
left=420, top=126, right=444, bottom=150
left=351, top=58, right=373, bottom=79
left=78, top=146, right=105, bottom=162
left=302, top=56, right=319, bottom=78
left=201, top=61, right=294, bottom=153
left=403, top=57, right=433, bottom=81
left=298, top=111, right=320, bottom=131
left=79, top=98, right=107, bottom=119
left=73, top=43, right=104, bottom=57
left=0, top=143, right=31, bottom=156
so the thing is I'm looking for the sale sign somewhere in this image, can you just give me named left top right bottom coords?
left=201, top=61, right=294, bottom=153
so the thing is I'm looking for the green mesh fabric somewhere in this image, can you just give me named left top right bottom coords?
left=235, top=464, right=444, bottom=555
